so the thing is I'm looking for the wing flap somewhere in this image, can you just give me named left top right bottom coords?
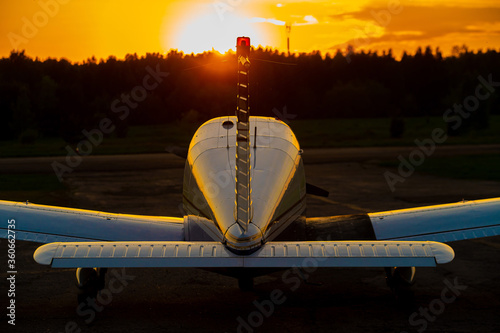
left=34, top=240, right=454, bottom=268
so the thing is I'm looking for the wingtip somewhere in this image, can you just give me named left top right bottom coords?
left=33, top=243, right=60, bottom=265
left=429, top=241, right=455, bottom=264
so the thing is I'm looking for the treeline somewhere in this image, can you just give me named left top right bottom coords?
left=0, top=46, right=499, bottom=143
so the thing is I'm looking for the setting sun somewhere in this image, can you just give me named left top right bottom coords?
left=0, top=0, right=499, bottom=61
left=162, top=7, right=265, bottom=54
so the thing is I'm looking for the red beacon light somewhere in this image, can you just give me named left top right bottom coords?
left=237, top=37, right=251, bottom=47
left=236, top=37, right=250, bottom=60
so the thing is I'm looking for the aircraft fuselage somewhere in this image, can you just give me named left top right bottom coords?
left=182, top=116, right=306, bottom=254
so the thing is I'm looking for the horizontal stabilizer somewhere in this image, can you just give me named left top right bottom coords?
left=306, top=183, right=329, bottom=197
left=34, top=240, right=454, bottom=268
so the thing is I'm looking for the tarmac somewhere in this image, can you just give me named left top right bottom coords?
left=1, top=147, right=500, bottom=333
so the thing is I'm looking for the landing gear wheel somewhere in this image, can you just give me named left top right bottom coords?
left=385, top=267, right=415, bottom=303
left=76, top=268, right=107, bottom=305
left=238, top=276, right=254, bottom=291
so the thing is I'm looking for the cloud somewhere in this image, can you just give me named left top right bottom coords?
left=328, top=5, right=500, bottom=52
left=331, top=6, right=500, bottom=41
left=249, top=14, right=318, bottom=27
left=295, top=15, right=319, bottom=26
left=250, top=17, right=286, bottom=26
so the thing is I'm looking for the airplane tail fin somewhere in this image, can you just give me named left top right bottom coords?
left=235, top=37, right=252, bottom=232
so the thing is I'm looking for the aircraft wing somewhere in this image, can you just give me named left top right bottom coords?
left=0, top=200, right=185, bottom=243
left=305, top=198, right=500, bottom=243
left=33, top=240, right=454, bottom=268
left=3, top=198, right=498, bottom=270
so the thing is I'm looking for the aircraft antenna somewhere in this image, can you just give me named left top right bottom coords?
left=235, top=37, right=252, bottom=232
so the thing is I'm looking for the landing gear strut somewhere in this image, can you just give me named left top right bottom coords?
left=76, top=267, right=107, bottom=305
left=385, top=267, right=416, bottom=302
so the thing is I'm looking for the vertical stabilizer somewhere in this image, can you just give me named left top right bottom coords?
left=235, top=37, right=252, bottom=231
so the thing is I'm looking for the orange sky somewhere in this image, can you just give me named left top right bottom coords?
left=1, top=0, right=500, bottom=62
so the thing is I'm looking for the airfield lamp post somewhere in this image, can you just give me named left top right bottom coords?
left=286, top=23, right=291, bottom=56
left=235, top=37, right=252, bottom=232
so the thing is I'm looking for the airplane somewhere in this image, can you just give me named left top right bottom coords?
left=1, top=37, right=500, bottom=304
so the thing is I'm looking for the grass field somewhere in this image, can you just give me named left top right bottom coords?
left=417, top=154, right=500, bottom=181
left=0, top=173, right=70, bottom=204
left=0, top=116, right=499, bottom=157
left=291, top=116, right=500, bottom=147
left=380, top=154, right=500, bottom=182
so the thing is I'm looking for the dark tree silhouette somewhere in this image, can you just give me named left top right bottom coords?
left=0, top=46, right=498, bottom=142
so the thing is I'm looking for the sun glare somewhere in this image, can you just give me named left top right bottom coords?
left=162, top=8, right=264, bottom=54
